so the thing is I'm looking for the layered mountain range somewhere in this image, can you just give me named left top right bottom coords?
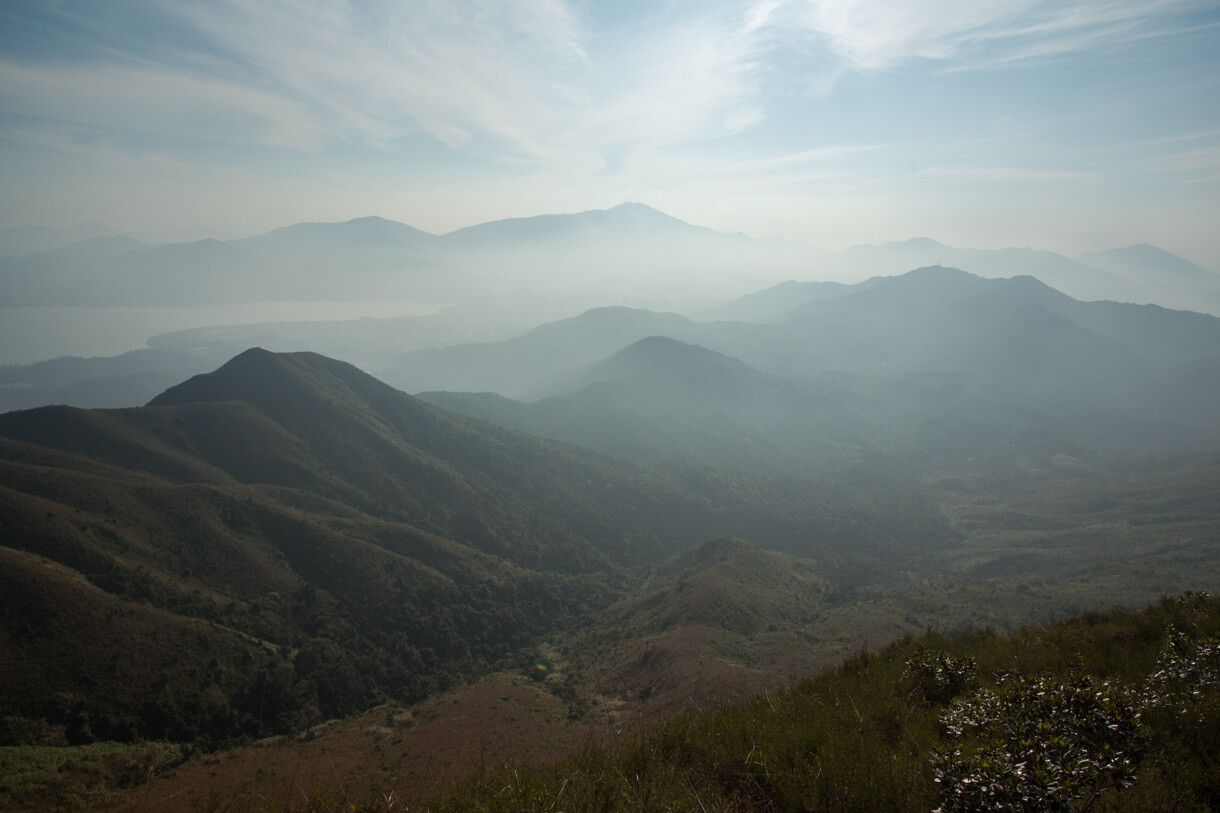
left=4, top=203, right=1218, bottom=419
left=3, top=203, right=1217, bottom=319
left=4, top=207, right=1220, bottom=803
left=4, top=333, right=1220, bottom=811
left=406, top=267, right=1220, bottom=470
left=0, top=204, right=799, bottom=312
left=0, top=347, right=951, bottom=748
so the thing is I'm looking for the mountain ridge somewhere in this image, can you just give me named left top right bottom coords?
left=0, top=345, right=968, bottom=756
left=438, top=202, right=707, bottom=246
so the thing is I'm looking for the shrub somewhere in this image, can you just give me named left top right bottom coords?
left=906, top=649, right=978, bottom=704
left=933, top=672, right=1142, bottom=812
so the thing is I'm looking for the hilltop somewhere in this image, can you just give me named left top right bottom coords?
left=3, top=345, right=1220, bottom=810
left=0, top=348, right=948, bottom=756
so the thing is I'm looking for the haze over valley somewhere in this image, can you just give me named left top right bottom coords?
left=3, top=1, right=1220, bottom=810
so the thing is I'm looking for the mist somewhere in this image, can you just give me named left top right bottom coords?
left=4, top=202, right=1220, bottom=419
left=5, top=3, right=1220, bottom=809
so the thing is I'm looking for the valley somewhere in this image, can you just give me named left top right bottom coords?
left=2, top=320, right=1219, bottom=808
left=5, top=1, right=1220, bottom=806
left=3, top=211, right=1220, bottom=812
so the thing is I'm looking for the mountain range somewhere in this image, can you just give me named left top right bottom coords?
left=406, top=267, right=1220, bottom=467
left=0, top=346, right=953, bottom=750
left=4, top=338, right=1220, bottom=809
left=6, top=264, right=1220, bottom=468
left=810, top=237, right=1220, bottom=314
left=0, top=204, right=801, bottom=314
left=4, top=207, right=1216, bottom=314
left=5, top=204, right=1220, bottom=810
left=3, top=203, right=1218, bottom=420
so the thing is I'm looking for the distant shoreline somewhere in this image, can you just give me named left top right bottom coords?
left=0, top=301, right=445, bottom=366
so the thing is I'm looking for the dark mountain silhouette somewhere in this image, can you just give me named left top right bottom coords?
left=1, top=347, right=958, bottom=749
left=140, top=347, right=781, bottom=567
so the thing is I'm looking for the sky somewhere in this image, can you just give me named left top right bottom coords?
left=1, top=0, right=1219, bottom=266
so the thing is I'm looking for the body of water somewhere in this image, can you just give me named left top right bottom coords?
left=0, top=301, right=442, bottom=366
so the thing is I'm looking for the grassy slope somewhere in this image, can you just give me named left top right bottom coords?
left=423, top=593, right=1220, bottom=813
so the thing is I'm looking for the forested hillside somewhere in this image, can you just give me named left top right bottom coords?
left=2, top=342, right=1219, bottom=811
left=0, top=349, right=947, bottom=755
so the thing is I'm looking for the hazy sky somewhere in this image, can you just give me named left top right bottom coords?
left=1, top=0, right=1218, bottom=265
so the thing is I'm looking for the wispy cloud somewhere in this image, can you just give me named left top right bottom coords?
left=568, top=4, right=781, bottom=161
left=0, top=58, right=323, bottom=149
left=713, top=144, right=884, bottom=176
left=1112, top=128, right=1220, bottom=151
left=784, top=0, right=1210, bottom=73
left=164, top=0, right=589, bottom=158
left=913, top=164, right=1094, bottom=184
left=1, top=0, right=1217, bottom=265
left=0, top=125, right=201, bottom=174
left=1, top=0, right=1208, bottom=166
left=1112, top=145, right=1220, bottom=183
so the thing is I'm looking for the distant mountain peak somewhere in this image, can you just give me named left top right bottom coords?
left=149, top=348, right=344, bottom=410
left=439, top=202, right=714, bottom=247
left=603, top=336, right=719, bottom=370
left=346, top=215, right=398, bottom=225
left=885, top=266, right=1065, bottom=300
left=251, top=216, right=437, bottom=246
left=843, top=237, right=951, bottom=251
left=573, top=335, right=764, bottom=392
left=895, top=237, right=951, bottom=249
left=602, top=201, right=688, bottom=223
left=149, top=237, right=241, bottom=258
left=862, top=265, right=981, bottom=290
left=613, top=335, right=717, bottom=362
left=1076, top=244, right=1219, bottom=285
left=221, top=345, right=277, bottom=367
left=608, top=201, right=661, bottom=214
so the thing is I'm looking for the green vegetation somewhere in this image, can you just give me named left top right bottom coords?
left=0, top=350, right=952, bottom=756
left=0, top=741, right=185, bottom=811
left=414, top=593, right=1220, bottom=812
left=4, top=347, right=1220, bottom=811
